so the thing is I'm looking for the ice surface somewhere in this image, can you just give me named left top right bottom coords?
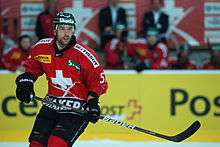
left=0, top=140, right=219, bottom=147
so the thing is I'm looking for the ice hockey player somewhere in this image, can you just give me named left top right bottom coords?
left=15, top=11, right=108, bottom=147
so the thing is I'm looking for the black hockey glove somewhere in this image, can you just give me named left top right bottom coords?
left=15, top=73, right=36, bottom=103
left=86, top=97, right=100, bottom=124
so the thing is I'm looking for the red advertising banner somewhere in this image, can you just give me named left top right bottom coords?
left=1, top=0, right=220, bottom=47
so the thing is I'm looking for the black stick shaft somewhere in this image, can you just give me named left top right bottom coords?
left=99, top=115, right=200, bottom=142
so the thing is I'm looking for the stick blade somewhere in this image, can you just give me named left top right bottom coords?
left=172, top=121, right=201, bottom=142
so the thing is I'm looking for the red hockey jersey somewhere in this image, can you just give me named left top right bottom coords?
left=104, top=38, right=135, bottom=69
left=24, top=38, right=108, bottom=100
left=168, top=57, right=197, bottom=69
left=2, top=47, right=28, bottom=71
left=133, top=41, right=169, bottom=69
left=202, top=60, right=220, bottom=69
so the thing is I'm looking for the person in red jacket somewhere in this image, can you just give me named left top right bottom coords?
left=2, top=34, right=32, bottom=72
left=35, top=0, right=57, bottom=40
left=169, top=43, right=197, bottom=69
left=0, top=39, right=5, bottom=69
left=202, top=45, right=220, bottom=69
left=15, top=12, right=108, bottom=147
left=104, top=23, right=135, bottom=69
left=133, top=27, right=169, bottom=71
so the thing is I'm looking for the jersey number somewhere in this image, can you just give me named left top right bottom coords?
left=100, top=72, right=105, bottom=84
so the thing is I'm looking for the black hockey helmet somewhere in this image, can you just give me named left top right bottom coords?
left=53, top=12, right=76, bottom=26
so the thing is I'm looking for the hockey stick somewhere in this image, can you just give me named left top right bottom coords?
left=34, top=96, right=201, bottom=142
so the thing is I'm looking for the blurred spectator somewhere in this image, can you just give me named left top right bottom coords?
left=202, top=45, right=220, bottom=69
left=142, top=0, right=169, bottom=40
left=2, top=35, right=32, bottom=72
left=35, top=0, right=57, bottom=40
left=99, top=0, right=127, bottom=50
left=169, top=43, right=197, bottom=69
left=0, top=39, right=5, bottom=69
left=133, top=27, right=169, bottom=71
left=1, top=34, right=16, bottom=54
left=104, top=23, right=135, bottom=69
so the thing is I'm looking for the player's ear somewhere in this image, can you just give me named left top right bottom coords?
left=54, top=30, right=57, bottom=36
left=53, top=25, right=56, bottom=36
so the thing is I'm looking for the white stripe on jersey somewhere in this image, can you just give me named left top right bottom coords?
left=74, top=43, right=100, bottom=68
left=157, top=43, right=168, bottom=58
left=33, top=38, right=53, bottom=47
left=110, top=39, right=119, bottom=51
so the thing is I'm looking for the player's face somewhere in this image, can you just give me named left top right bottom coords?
left=56, top=24, right=75, bottom=49
left=116, top=29, right=123, bottom=38
left=20, top=37, right=31, bottom=50
left=147, top=35, right=158, bottom=46
left=109, top=0, right=119, bottom=6
left=152, top=0, right=161, bottom=11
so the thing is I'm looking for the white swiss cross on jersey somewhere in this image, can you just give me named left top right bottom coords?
left=51, top=70, right=73, bottom=90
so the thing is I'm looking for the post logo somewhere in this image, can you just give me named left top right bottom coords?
left=101, top=99, right=142, bottom=121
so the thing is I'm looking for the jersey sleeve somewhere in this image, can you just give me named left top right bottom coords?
left=23, top=46, right=44, bottom=79
left=85, top=65, right=108, bottom=97
left=152, top=43, right=169, bottom=69
left=79, top=46, right=108, bottom=97
left=104, top=39, right=121, bottom=67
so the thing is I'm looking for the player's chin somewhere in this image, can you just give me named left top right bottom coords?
left=62, top=39, right=71, bottom=46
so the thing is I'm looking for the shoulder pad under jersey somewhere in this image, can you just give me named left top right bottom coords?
left=33, top=38, right=53, bottom=47
left=74, top=43, right=100, bottom=68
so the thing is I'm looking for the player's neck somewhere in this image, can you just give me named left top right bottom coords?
left=56, top=41, right=65, bottom=51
